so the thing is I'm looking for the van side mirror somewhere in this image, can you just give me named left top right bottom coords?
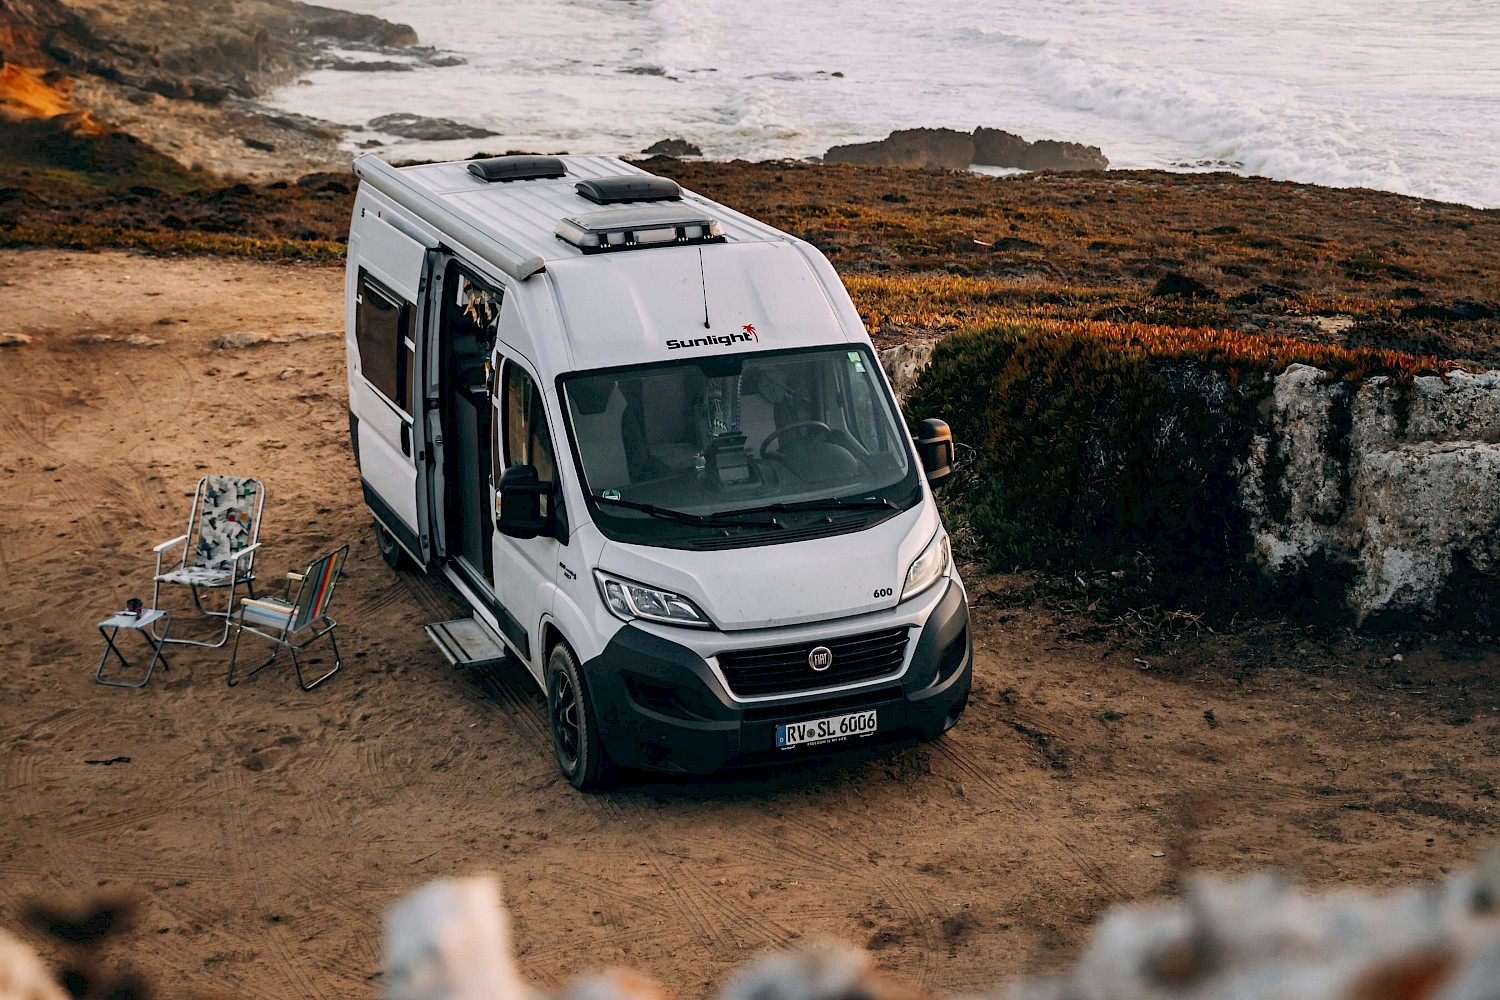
left=915, top=418, right=955, bottom=487
left=497, top=464, right=550, bottom=538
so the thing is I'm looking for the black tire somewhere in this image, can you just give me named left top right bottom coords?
left=547, top=642, right=615, bottom=791
left=373, top=519, right=408, bottom=570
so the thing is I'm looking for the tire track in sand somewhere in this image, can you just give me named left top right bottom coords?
left=931, top=739, right=1130, bottom=903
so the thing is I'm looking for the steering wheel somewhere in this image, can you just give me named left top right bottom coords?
left=759, top=421, right=832, bottom=460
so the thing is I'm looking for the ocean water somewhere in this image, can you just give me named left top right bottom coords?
left=267, top=0, right=1500, bottom=207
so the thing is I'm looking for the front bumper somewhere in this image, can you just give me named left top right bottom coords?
left=579, top=577, right=972, bottom=774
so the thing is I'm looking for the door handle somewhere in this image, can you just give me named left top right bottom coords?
left=400, top=421, right=412, bottom=457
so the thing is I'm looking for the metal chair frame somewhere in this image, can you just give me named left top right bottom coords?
left=151, top=475, right=264, bottom=648
left=228, top=545, right=348, bottom=691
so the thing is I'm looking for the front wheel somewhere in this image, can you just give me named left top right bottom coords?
left=548, top=642, right=615, bottom=791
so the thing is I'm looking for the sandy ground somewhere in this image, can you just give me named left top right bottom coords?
left=1, top=248, right=1499, bottom=998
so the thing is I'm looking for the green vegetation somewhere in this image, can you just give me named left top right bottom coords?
left=904, top=318, right=1446, bottom=603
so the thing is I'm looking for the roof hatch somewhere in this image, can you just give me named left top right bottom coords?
left=467, top=155, right=567, bottom=182
left=574, top=175, right=681, bottom=205
left=555, top=206, right=726, bottom=255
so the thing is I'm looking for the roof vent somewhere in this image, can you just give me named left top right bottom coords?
left=575, top=175, right=681, bottom=205
left=467, top=155, right=567, bottom=183
left=556, top=206, right=726, bottom=255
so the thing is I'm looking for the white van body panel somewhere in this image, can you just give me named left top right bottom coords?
left=596, top=501, right=940, bottom=631
left=547, top=521, right=617, bottom=668
left=346, top=203, right=438, bottom=561
left=545, top=241, right=852, bottom=371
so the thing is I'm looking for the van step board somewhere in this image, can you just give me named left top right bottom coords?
left=425, top=617, right=509, bottom=668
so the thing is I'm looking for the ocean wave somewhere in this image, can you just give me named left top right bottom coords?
left=269, top=0, right=1500, bottom=207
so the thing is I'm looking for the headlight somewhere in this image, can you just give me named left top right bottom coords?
left=594, top=570, right=712, bottom=628
left=901, top=530, right=951, bottom=602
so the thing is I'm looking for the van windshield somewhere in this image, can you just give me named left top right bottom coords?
left=561, top=346, right=919, bottom=546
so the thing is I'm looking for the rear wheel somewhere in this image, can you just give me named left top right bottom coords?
left=548, top=642, right=615, bottom=791
left=373, top=519, right=408, bottom=570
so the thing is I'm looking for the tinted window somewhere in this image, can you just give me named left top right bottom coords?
left=355, top=269, right=414, bottom=411
left=499, top=360, right=563, bottom=520
left=560, top=346, right=920, bottom=548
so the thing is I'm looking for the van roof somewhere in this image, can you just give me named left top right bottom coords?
left=353, top=154, right=793, bottom=278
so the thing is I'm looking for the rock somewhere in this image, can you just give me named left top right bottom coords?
left=323, top=58, right=414, bottom=73
left=878, top=342, right=936, bottom=404
left=824, top=128, right=974, bottom=170
left=210, top=330, right=336, bottom=350
left=824, top=127, right=1107, bottom=171
left=0, top=332, right=32, bottom=347
left=640, top=138, right=701, bottom=157
left=0, top=926, right=68, bottom=1000
left=1239, top=365, right=1500, bottom=622
left=384, top=877, right=526, bottom=1000
left=298, top=10, right=418, bottom=48
left=972, top=127, right=1108, bottom=171
left=367, top=113, right=497, bottom=141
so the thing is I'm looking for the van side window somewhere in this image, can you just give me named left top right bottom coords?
left=499, top=360, right=564, bottom=522
left=355, top=269, right=414, bottom=412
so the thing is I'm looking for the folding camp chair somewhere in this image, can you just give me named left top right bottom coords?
left=227, top=545, right=348, bottom=691
left=151, top=475, right=264, bottom=647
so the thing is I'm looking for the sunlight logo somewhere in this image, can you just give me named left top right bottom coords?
left=665, top=324, right=761, bottom=351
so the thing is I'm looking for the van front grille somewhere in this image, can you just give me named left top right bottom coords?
left=741, top=685, right=903, bottom=724
left=718, top=626, right=911, bottom=697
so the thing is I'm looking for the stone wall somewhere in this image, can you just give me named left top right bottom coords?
left=880, top=346, right=1500, bottom=622
left=1240, top=365, right=1500, bottom=622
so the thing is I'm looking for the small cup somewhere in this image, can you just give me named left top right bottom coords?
left=125, top=598, right=143, bottom=618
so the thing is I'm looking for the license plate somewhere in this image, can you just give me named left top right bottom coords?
left=776, top=709, right=878, bottom=749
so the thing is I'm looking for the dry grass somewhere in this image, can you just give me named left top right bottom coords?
left=2, top=156, right=1498, bottom=364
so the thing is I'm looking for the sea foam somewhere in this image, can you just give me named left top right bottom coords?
left=267, top=0, right=1500, bottom=207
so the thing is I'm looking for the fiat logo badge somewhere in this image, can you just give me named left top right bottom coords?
left=808, top=646, right=834, bottom=672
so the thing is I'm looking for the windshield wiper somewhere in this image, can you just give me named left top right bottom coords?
left=590, top=494, right=783, bottom=530
left=713, top=496, right=897, bottom=519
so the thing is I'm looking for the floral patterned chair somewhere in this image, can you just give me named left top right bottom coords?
left=151, top=475, right=264, bottom=647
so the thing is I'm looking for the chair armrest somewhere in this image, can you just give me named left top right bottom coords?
left=287, top=572, right=305, bottom=582
left=283, top=570, right=305, bottom=601
left=152, top=534, right=190, bottom=554
left=230, top=542, right=262, bottom=563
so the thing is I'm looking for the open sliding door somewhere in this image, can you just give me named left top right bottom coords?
left=349, top=210, right=437, bottom=566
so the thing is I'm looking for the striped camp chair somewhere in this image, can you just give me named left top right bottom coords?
left=227, top=545, right=348, bottom=690
left=152, top=474, right=264, bottom=647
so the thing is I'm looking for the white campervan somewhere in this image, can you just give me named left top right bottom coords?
left=344, top=153, right=970, bottom=788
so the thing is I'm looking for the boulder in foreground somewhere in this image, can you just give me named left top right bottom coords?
left=374, top=853, right=1500, bottom=1000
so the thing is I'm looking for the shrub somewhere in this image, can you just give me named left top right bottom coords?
left=904, top=318, right=1445, bottom=602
